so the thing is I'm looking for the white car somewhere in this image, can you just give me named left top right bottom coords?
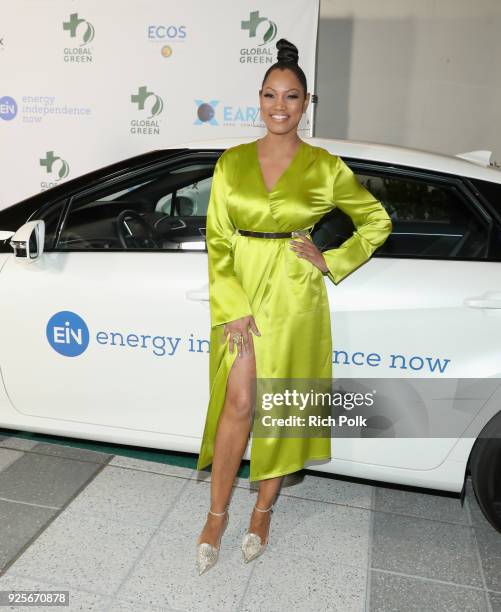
left=1, top=137, right=501, bottom=532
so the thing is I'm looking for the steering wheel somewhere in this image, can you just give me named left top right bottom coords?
left=115, top=210, right=162, bottom=249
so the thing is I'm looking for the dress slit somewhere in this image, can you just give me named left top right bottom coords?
left=196, top=326, right=250, bottom=473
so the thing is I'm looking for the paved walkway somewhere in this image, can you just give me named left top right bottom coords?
left=0, top=434, right=499, bottom=611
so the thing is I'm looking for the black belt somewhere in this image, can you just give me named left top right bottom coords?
left=237, top=229, right=308, bottom=239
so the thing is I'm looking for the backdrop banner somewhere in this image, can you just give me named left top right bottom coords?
left=0, top=0, right=320, bottom=209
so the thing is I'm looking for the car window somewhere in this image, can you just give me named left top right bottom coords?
left=312, top=171, right=490, bottom=260
left=35, top=200, right=67, bottom=250
left=468, top=177, right=501, bottom=258
left=469, top=177, right=501, bottom=222
left=55, top=161, right=215, bottom=251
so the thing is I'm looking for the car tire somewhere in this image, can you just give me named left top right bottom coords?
left=469, top=411, right=501, bottom=533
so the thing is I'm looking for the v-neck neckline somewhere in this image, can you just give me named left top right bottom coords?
left=254, top=138, right=305, bottom=195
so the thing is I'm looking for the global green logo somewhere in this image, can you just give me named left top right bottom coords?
left=40, top=151, right=70, bottom=190
left=241, top=10, right=277, bottom=45
left=63, top=13, right=95, bottom=45
left=131, top=86, right=164, bottom=118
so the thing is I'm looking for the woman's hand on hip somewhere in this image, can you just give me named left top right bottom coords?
left=223, top=316, right=260, bottom=357
left=290, top=235, right=329, bottom=273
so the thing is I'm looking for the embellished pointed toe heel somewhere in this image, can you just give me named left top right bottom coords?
left=241, top=503, right=274, bottom=563
left=196, top=507, right=229, bottom=575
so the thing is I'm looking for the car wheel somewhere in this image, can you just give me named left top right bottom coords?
left=469, top=411, right=501, bottom=533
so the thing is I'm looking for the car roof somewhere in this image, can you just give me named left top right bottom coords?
left=166, top=136, right=501, bottom=184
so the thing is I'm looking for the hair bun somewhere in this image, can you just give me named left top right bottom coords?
left=276, top=38, right=299, bottom=65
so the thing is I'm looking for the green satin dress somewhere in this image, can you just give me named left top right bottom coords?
left=196, top=139, right=392, bottom=481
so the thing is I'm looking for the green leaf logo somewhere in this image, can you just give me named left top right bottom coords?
left=151, top=96, right=163, bottom=117
left=58, top=160, right=70, bottom=179
left=82, top=22, right=95, bottom=44
left=263, top=21, right=277, bottom=44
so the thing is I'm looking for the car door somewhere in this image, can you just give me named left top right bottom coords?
left=0, top=151, right=218, bottom=447
left=314, top=161, right=501, bottom=471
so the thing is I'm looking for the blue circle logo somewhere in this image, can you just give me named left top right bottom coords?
left=0, top=96, right=18, bottom=121
left=46, top=311, right=89, bottom=357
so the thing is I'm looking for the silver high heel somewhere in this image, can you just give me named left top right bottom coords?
left=196, top=507, right=229, bottom=575
left=241, top=503, right=274, bottom=563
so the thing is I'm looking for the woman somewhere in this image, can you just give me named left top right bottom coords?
left=195, top=38, right=392, bottom=575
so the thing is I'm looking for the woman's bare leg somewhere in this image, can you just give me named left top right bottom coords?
left=247, top=476, right=283, bottom=542
left=198, top=335, right=256, bottom=546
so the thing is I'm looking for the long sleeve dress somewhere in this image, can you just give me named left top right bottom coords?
left=196, top=139, right=393, bottom=481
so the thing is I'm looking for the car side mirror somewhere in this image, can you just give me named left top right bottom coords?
left=0, top=230, right=15, bottom=241
left=10, top=220, right=45, bottom=262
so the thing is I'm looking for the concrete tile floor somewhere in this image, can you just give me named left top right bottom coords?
left=0, top=435, right=499, bottom=611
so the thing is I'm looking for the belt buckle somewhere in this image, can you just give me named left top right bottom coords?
left=291, top=229, right=310, bottom=239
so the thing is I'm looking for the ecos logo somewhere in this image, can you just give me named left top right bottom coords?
left=147, top=24, right=187, bottom=59
left=46, top=311, right=90, bottom=357
left=147, top=25, right=187, bottom=40
left=240, top=10, right=278, bottom=63
left=0, top=96, right=18, bottom=121
left=62, top=13, right=95, bottom=62
left=194, top=99, right=259, bottom=127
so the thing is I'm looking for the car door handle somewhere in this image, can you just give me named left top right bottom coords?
left=464, top=291, right=501, bottom=309
left=186, top=285, right=209, bottom=302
